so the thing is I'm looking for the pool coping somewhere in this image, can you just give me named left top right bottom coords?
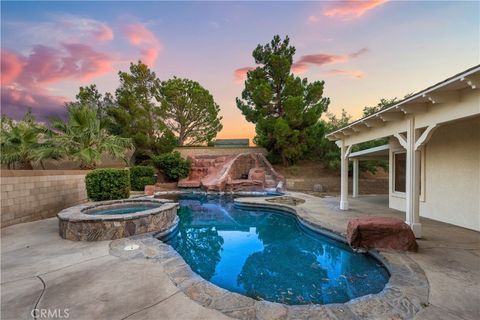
left=109, top=194, right=430, bottom=320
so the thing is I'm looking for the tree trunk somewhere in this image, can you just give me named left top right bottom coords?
left=178, top=129, right=185, bottom=146
left=281, top=154, right=288, bottom=167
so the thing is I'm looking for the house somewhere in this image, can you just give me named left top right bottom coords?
left=214, top=139, right=250, bottom=147
left=326, top=65, right=480, bottom=236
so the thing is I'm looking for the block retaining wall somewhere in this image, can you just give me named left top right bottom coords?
left=174, top=147, right=267, bottom=158
left=1, top=170, right=89, bottom=227
left=286, top=177, right=388, bottom=194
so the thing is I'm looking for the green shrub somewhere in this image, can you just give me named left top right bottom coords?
left=85, top=168, right=130, bottom=201
left=129, top=166, right=155, bottom=191
left=152, top=151, right=191, bottom=181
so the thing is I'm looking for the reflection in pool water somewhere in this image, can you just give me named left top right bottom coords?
left=164, top=194, right=389, bottom=305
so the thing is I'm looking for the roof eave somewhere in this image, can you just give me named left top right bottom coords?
left=326, top=64, right=480, bottom=141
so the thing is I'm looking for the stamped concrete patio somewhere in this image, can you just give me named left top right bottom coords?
left=1, top=193, right=479, bottom=320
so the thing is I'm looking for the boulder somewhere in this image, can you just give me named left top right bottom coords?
left=346, top=217, right=418, bottom=252
left=248, top=168, right=265, bottom=182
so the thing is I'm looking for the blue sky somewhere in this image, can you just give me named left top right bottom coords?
left=2, top=1, right=479, bottom=140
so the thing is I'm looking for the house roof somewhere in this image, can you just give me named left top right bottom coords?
left=326, top=65, right=480, bottom=141
left=349, top=144, right=390, bottom=160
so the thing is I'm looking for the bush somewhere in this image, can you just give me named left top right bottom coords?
left=85, top=168, right=130, bottom=201
left=129, top=166, right=155, bottom=191
left=152, top=151, right=191, bottom=181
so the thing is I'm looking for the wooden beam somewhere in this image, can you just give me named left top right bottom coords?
left=422, top=91, right=459, bottom=104
left=399, top=103, right=428, bottom=114
left=393, top=132, right=407, bottom=149
left=415, top=124, right=438, bottom=150
left=351, top=123, right=370, bottom=132
left=344, top=145, right=352, bottom=159
left=363, top=117, right=385, bottom=128
left=461, top=75, right=480, bottom=89
left=378, top=112, right=404, bottom=121
left=342, top=128, right=356, bottom=136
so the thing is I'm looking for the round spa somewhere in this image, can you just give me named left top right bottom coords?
left=57, top=199, right=179, bottom=241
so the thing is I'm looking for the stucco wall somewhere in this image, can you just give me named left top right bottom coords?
left=174, top=147, right=267, bottom=158
left=421, top=116, right=480, bottom=230
left=388, top=116, right=480, bottom=231
left=1, top=170, right=88, bottom=227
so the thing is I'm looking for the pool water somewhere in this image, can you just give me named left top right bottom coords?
left=89, top=206, right=152, bottom=215
left=165, top=194, right=389, bottom=305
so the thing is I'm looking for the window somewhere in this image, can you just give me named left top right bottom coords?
left=394, top=152, right=406, bottom=193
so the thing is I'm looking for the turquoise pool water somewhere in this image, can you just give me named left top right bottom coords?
left=89, top=206, right=151, bottom=215
left=165, top=194, right=389, bottom=305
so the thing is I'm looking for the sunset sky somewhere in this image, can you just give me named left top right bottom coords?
left=1, top=1, right=479, bottom=142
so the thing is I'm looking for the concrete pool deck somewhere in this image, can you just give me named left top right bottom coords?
left=1, top=193, right=479, bottom=320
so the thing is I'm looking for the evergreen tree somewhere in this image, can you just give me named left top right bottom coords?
left=108, top=61, right=176, bottom=163
left=236, top=35, right=329, bottom=165
left=159, top=77, right=223, bottom=146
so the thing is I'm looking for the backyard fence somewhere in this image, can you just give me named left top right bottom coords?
left=1, top=170, right=89, bottom=227
left=174, top=147, right=267, bottom=158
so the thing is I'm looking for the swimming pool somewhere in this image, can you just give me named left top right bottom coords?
left=164, top=193, right=389, bottom=305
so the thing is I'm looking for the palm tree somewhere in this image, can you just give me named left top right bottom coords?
left=51, top=105, right=133, bottom=169
left=0, top=110, right=61, bottom=169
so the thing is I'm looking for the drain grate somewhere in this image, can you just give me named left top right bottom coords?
left=124, top=244, right=140, bottom=251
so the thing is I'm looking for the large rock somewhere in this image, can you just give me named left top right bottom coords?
left=144, top=185, right=155, bottom=195
left=248, top=168, right=265, bottom=182
left=346, top=217, right=418, bottom=252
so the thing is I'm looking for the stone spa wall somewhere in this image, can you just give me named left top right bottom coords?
left=1, top=170, right=88, bottom=227
left=58, top=199, right=179, bottom=241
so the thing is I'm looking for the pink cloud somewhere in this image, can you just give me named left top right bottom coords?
left=292, top=48, right=368, bottom=74
left=21, top=16, right=114, bottom=46
left=70, top=19, right=113, bottom=42
left=123, top=23, right=162, bottom=67
left=234, top=67, right=255, bottom=82
left=308, top=15, right=320, bottom=23
left=349, top=47, right=369, bottom=58
left=324, top=0, right=387, bottom=19
left=1, top=44, right=112, bottom=121
left=63, top=43, right=112, bottom=81
left=326, top=69, right=366, bottom=79
left=94, top=23, right=114, bottom=41
left=295, top=53, right=348, bottom=66
left=18, top=43, right=112, bottom=85
left=1, top=16, right=115, bottom=121
left=291, top=62, right=309, bottom=74
left=1, top=86, right=68, bottom=121
left=1, top=50, right=24, bottom=85
left=140, top=47, right=159, bottom=68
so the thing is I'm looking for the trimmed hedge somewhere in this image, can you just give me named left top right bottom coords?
left=85, top=168, right=130, bottom=201
left=129, top=166, right=155, bottom=191
left=152, top=151, right=191, bottom=181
